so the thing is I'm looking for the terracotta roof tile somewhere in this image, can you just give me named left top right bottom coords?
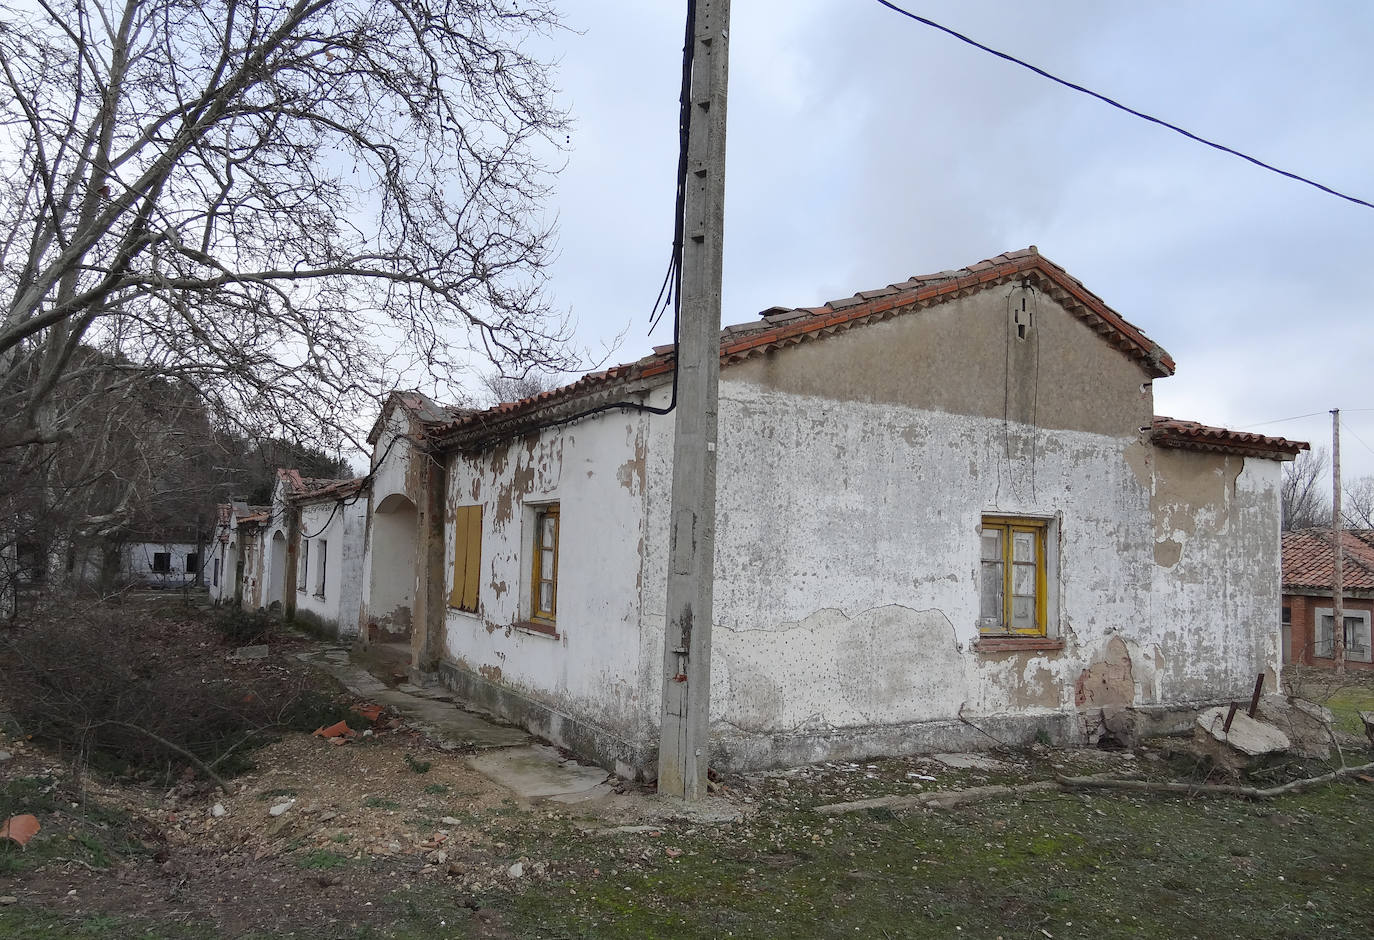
left=1283, top=529, right=1374, bottom=591
left=1151, top=417, right=1308, bottom=459
left=427, top=247, right=1178, bottom=447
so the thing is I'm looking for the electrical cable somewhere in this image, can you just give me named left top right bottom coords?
left=439, top=0, right=701, bottom=448
left=873, top=1, right=1374, bottom=211
left=1236, top=411, right=1331, bottom=430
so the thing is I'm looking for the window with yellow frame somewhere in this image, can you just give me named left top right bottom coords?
left=978, top=516, right=1048, bottom=635
left=530, top=504, right=559, bottom=623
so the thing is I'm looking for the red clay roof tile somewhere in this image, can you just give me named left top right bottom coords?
left=1151, top=417, right=1308, bottom=459
left=1283, top=529, right=1374, bottom=591
left=426, top=247, right=1178, bottom=447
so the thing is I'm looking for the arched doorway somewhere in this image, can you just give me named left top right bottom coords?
left=268, top=530, right=287, bottom=609
left=368, top=493, right=418, bottom=643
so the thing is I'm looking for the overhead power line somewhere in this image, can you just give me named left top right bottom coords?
left=873, top=1, right=1374, bottom=211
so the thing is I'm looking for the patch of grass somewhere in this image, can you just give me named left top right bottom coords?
left=501, top=782, right=1374, bottom=939
left=297, top=849, right=352, bottom=870
left=404, top=753, right=432, bottom=774
left=422, top=783, right=449, bottom=795
left=0, top=776, right=144, bottom=875
left=331, top=832, right=353, bottom=843
left=1326, top=685, right=1374, bottom=735
left=363, top=796, right=402, bottom=810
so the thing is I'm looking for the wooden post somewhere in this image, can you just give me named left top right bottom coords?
left=1333, top=409, right=1345, bottom=675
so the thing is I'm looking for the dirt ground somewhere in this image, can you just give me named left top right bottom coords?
left=3, top=601, right=1374, bottom=938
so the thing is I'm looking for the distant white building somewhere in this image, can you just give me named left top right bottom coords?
left=210, top=471, right=367, bottom=639
left=123, top=541, right=202, bottom=587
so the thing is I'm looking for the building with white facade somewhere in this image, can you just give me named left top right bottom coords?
left=356, top=248, right=1306, bottom=778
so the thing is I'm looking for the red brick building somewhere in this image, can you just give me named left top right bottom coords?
left=1282, top=529, right=1374, bottom=669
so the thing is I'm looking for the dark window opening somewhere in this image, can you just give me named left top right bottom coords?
left=152, top=552, right=172, bottom=573
left=185, top=553, right=199, bottom=574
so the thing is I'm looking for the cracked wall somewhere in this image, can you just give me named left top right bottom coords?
left=1149, top=447, right=1282, bottom=700
left=632, top=287, right=1279, bottom=767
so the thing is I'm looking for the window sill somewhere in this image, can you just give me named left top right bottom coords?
left=973, top=635, right=1064, bottom=653
left=514, top=620, right=559, bottom=640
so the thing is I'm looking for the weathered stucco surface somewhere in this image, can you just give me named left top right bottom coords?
left=440, top=410, right=652, bottom=755
left=433, top=286, right=1285, bottom=774
left=1149, top=448, right=1283, bottom=700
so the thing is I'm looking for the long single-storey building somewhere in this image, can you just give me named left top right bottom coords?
left=352, top=247, right=1305, bottom=777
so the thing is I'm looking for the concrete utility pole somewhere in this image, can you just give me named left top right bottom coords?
left=658, top=0, right=731, bottom=801
left=1332, top=409, right=1346, bottom=675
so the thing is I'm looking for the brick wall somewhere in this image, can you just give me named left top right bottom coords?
left=1284, top=593, right=1374, bottom=671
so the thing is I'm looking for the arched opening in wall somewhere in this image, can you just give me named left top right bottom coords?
left=231, top=541, right=243, bottom=606
left=268, top=531, right=287, bottom=610
left=368, top=493, right=418, bottom=655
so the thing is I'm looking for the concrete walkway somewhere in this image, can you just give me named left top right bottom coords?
left=297, top=647, right=529, bottom=751
left=297, top=645, right=615, bottom=803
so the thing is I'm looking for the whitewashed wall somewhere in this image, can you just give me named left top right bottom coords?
left=442, top=409, right=652, bottom=749
left=359, top=408, right=420, bottom=639
left=123, top=541, right=200, bottom=585
left=296, top=497, right=369, bottom=637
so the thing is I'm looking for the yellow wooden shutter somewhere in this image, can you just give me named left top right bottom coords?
left=461, top=505, right=482, bottom=612
left=449, top=506, right=469, bottom=609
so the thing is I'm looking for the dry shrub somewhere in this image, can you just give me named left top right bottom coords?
left=1, top=609, right=344, bottom=783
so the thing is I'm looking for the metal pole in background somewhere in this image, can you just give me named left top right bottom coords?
left=658, top=0, right=730, bottom=801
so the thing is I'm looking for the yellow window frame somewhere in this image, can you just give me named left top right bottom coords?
left=531, top=504, right=559, bottom=623
left=981, top=516, right=1048, bottom=636
left=449, top=504, right=483, bottom=613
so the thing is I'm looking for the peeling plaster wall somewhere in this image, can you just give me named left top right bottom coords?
left=633, top=289, right=1278, bottom=769
left=441, top=411, right=651, bottom=754
left=1149, top=448, right=1283, bottom=699
left=295, top=498, right=368, bottom=638
left=431, top=287, right=1285, bottom=774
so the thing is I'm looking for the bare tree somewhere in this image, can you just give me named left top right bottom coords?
left=0, top=0, right=573, bottom=455
left=1344, top=476, right=1374, bottom=530
left=480, top=369, right=562, bottom=407
left=1282, top=446, right=1331, bottom=531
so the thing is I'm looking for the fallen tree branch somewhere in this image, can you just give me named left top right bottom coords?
left=814, top=780, right=1060, bottom=815
left=1056, top=761, right=1374, bottom=800
left=813, top=762, right=1374, bottom=815
left=93, top=721, right=233, bottom=793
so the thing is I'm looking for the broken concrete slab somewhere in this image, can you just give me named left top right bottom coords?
left=368, top=688, right=528, bottom=750
left=468, top=744, right=609, bottom=800
left=299, top=648, right=528, bottom=750
left=233, top=644, right=270, bottom=660
left=1194, top=706, right=1291, bottom=772
left=1255, top=695, right=1334, bottom=759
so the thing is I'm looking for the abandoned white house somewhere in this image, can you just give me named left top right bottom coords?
left=210, top=471, right=367, bottom=636
left=351, top=247, right=1305, bottom=777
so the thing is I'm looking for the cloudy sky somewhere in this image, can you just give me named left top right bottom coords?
left=526, top=0, right=1374, bottom=480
